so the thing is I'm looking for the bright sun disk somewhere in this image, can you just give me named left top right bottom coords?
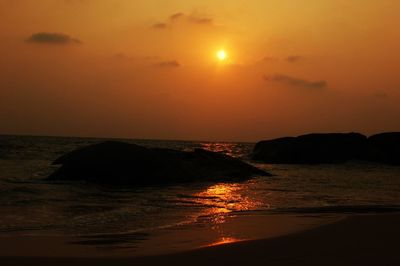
left=217, top=50, right=227, bottom=61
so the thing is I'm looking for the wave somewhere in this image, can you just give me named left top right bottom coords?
left=273, top=205, right=400, bottom=214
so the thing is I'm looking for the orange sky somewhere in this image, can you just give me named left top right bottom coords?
left=0, top=0, right=399, bottom=141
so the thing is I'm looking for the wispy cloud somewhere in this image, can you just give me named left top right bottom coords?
left=188, top=16, right=213, bottom=25
left=264, top=74, right=327, bottom=89
left=169, top=13, right=185, bottom=21
left=26, top=32, right=81, bottom=44
left=155, top=60, right=180, bottom=68
left=260, top=55, right=306, bottom=64
left=285, top=55, right=305, bottom=63
left=262, top=56, right=279, bottom=62
left=373, top=92, right=388, bottom=99
left=152, top=23, right=168, bottom=30
left=152, top=12, right=214, bottom=30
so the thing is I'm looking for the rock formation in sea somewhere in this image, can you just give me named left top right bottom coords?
left=47, top=141, right=270, bottom=185
left=364, top=132, right=400, bottom=165
left=252, top=132, right=400, bottom=165
left=252, top=133, right=367, bottom=164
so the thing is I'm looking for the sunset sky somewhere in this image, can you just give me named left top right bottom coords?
left=1, top=0, right=399, bottom=141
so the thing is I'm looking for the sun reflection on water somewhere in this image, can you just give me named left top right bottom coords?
left=208, top=237, right=241, bottom=247
left=192, top=182, right=263, bottom=247
left=193, top=182, right=262, bottom=225
left=200, top=142, right=250, bottom=158
left=185, top=142, right=263, bottom=247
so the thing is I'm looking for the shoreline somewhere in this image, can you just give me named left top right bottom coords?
left=1, top=213, right=399, bottom=265
left=0, top=212, right=341, bottom=258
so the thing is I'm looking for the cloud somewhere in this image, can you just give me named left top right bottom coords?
left=264, top=74, right=327, bottom=89
left=113, top=53, right=160, bottom=62
left=152, top=13, right=213, bottom=30
left=374, top=92, right=388, bottom=99
left=259, top=55, right=305, bottom=64
left=155, top=60, right=180, bottom=68
left=262, top=56, right=279, bottom=62
left=64, top=0, right=85, bottom=4
left=286, top=55, right=305, bottom=63
left=170, top=13, right=185, bottom=21
left=152, top=23, right=168, bottom=30
left=188, top=16, right=213, bottom=25
left=26, top=32, right=81, bottom=44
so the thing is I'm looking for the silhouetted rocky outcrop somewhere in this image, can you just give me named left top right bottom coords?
left=253, top=132, right=400, bottom=165
left=47, top=141, right=270, bottom=185
left=252, top=133, right=367, bottom=164
left=364, top=132, right=400, bottom=165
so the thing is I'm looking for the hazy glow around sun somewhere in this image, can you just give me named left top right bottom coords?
left=217, top=50, right=227, bottom=61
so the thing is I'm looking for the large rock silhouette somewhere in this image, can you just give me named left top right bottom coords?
left=252, top=133, right=367, bottom=164
left=364, top=132, right=400, bottom=165
left=47, top=141, right=269, bottom=185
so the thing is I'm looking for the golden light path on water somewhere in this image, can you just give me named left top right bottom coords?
left=196, top=183, right=263, bottom=217
left=200, top=142, right=250, bottom=158
left=197, top=142, right=263, bottom=221
left=208, top=237, right=239, bottom=246
left=194, top=182, right=264, bottom=246
left=191, top=142, right=266, bottom=246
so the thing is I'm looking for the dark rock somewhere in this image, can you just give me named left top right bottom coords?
left=364, top=132, right=400, bottom=165
left=252, top=133, right=367, bottom=164
left=47, top=141, right=269, bottom=185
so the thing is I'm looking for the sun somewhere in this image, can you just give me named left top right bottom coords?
left=216, top=49, right=227, bottom=61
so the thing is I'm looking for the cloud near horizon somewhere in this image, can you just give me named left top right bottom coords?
left=262, top=56, right=279, bottom=62
left=286, top=55, right=305, bottom=63
left=373, top=92, right=388, bottom=99
left=155, top=60, right=180, bottom=68
left=188, top=16, right=213, bottom=25
left=264, top=74, right=327, bottom=89
left=152, top=23, right=168, bottom=30
left=26, top=32, right=81, bottom=44
left=260, top=55, right=305, bottom=64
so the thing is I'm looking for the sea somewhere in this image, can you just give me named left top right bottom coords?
left=0, top=135, right=399, bottom=252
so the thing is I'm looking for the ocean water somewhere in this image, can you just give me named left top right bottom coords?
left=0, top=135, right=399, bottom=239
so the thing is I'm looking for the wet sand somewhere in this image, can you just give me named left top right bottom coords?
left=0, top=214, right=336, bottom=257
left=1, top=213, right=399, bottom=265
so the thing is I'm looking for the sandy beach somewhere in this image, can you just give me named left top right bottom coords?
left=0, top=213, right=339, bottom=257
left=1, top=213, right=399, bottom=266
